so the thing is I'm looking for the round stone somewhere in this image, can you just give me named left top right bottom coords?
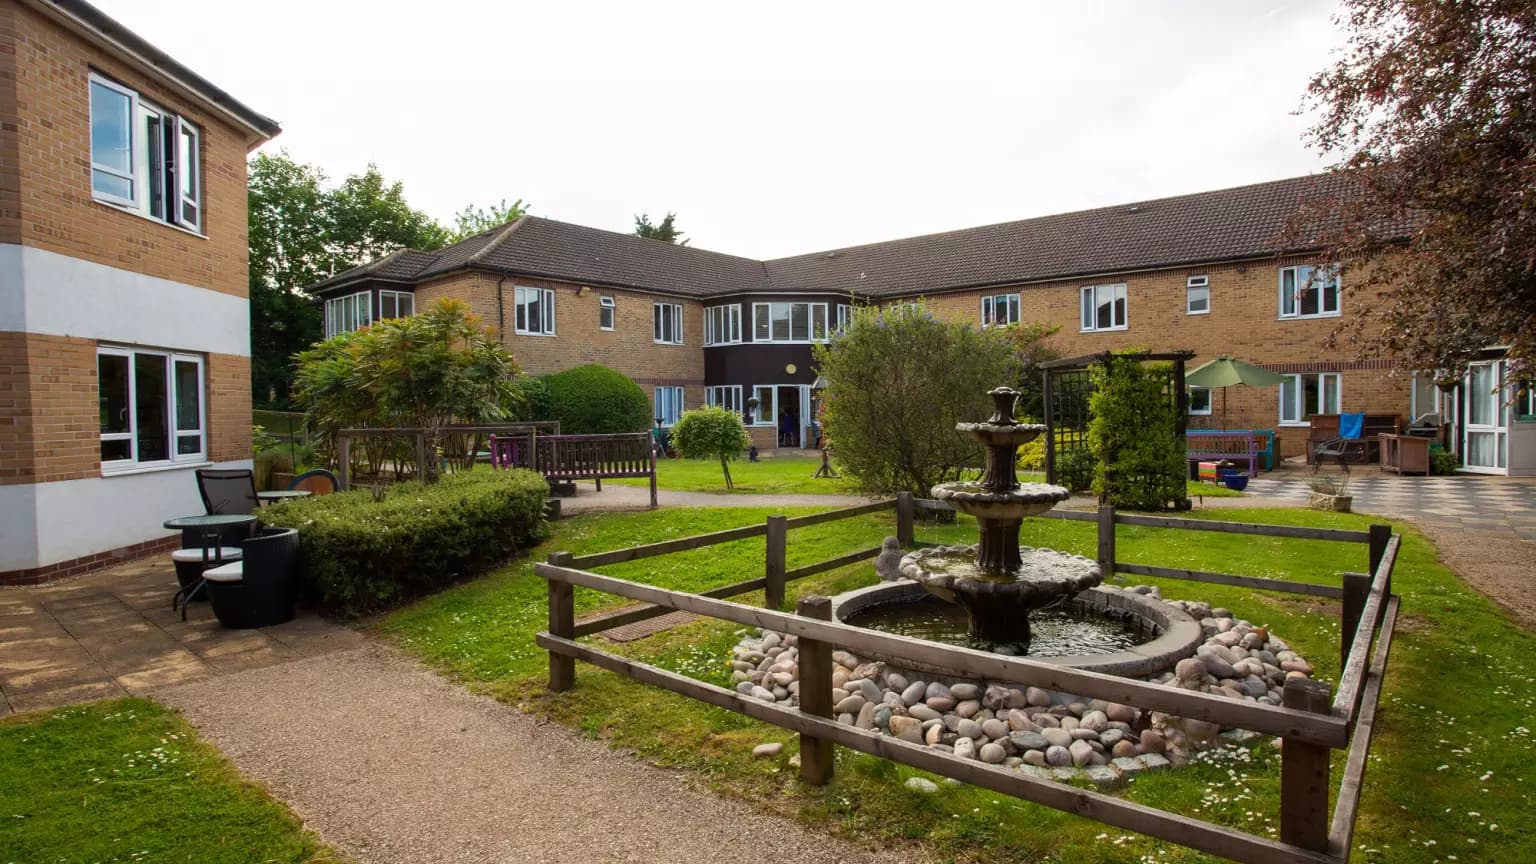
left=1026, top=687, right=1052, bottom=707
left=954, top=737, right=976, bottom=760
left=905, top=777, right=938, bottom=793
left=956, top=719, right=983, bottom=740
left=1069, top=739, right=1094, bottom=767
left=908, top=704, right=941, bottom=722
left=1022, top=749, right=1046, bottom=766
left=955, top=700, right=982, bottom=718
left=949, top=683, right=980, bottom=701
left=1105, top=703, right=1136, bottom=724
left=1010, top=731, right=1049, bottom=751
left=1045, top=745, right=1072, bottom=767
left=926, top=696, right=956, bottom=712
left=752, top=742, right=783, bottom=758
left=979, top=742, right=1007, bottom=764
left=834, top=694, right=866, bottom=715
left=1041, top=727, right=1072, bottom=748
left=981, top=718, right=1009, bottom=740
left=1112, top=739, right=1139, bottom=758
left=1140, top=729, right=1166, bottom=754
left=901, top=681, right=927, bottom=706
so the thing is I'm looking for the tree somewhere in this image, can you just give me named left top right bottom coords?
left=672, top=406, right=752, bottom=489
left=814, top=303, right=1020, bottom=496
left=633, top=212, right=687, bottom=245
left=326, top=164, right=450, bottom=264
left=1302, top=0, right=1536, bottom=380
left=449, top=198, right=530, bottom=242
left=1000, top=321, right=1062, bottom=422
left=248, top=152, right=328, bottom=407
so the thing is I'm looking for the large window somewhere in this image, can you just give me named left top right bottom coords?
left=324, top=291, right=373, bottom=338
left=1186, top=276, right=1210, bottom=315
left=1188, top=386, right=1212, bottom=415
left=89, top=74, right=202, bottom=231
left=752, top=302, right=829, bottom=342
left=1279, top=265, right=1340, bottom=318
left=654, top=303, right=684, bottom=344
left=515, top=286, right=555, bottom=335
left=704, top=304, right=741, bottom=345
left=707, top=385, right=743, bottom=413
left=379, top=290, right=414, bottom=320
left=98, top=346, right=204, bottom=471
left=1080, top=284, right=1127, bottom=332
left=751, top=386, right=776, bottom=425
left=1280, top=373, right=1341, bottom=425
left=981, top=293, right=1020, bottom=327
left=655, top=386, right=685, bottom=426
left=599, top=296, right=615, bottom=331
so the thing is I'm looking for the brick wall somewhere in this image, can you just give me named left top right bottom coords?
left=207, top=352, right=251, bottom=462
left=5, top=2, right=253, bottom=298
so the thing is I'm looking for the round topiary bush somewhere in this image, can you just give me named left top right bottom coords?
left=541, top=364, right=652, bottom=434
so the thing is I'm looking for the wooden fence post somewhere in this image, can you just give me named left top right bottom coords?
left=1339, top=571, right=1372, bottom=670
left=796, top=595, right=835, bottom=785
left=336, top=433, right=351, bottom=491
left=547, top=551, right=576, bottom=692
left=1368, top=524, right=1391, bottom=590
left=1280, top=677, right=1333, bottom=852
left=648, top=443, right=658, bottom=510
left=765, top=515, right=788, bottom=610
left=896, top=492, right=915, bottom=547
left=1096, top=504, right=1116, bottom=578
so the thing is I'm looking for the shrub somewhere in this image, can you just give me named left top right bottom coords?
left=541, top=364, right=651, bottom=433
left=1087, top=355, right=1187, bottom=510
left=258, top=469, right=550, bottom=616
left=672, top=406, right=751, bottom=489
left=1054, top=446, right=1096, bottom=493
left=1430, top=448, right=1459, bottom=475
left=511, top=375, right=552, bottom=422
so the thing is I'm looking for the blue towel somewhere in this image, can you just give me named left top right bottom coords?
left=1339, top=412, right=1364, bottom=440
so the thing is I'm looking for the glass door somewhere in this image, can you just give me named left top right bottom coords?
left=1462, top=361, right=1508, bottom=474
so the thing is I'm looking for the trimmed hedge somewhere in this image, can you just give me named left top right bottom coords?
left=542, top=364, right=651, bottom=433
left=258, top=469, right=550, bottom=616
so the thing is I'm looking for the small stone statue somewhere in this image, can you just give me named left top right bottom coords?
left=873, top=536, right=904, bottom=582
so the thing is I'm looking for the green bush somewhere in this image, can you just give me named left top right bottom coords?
left=1088, top=355, right=1187, bottom=510
left=512, top=375, right=552, bottom=422
left=542, top=364, right=651, bottom=434
left=1054, top=446, right=1095, bottom=493
left=1430, top=448, right=1459, bottom=475
left=258, top=469, right=550, bottom=616
left=672, top=406, right=751, bottom=489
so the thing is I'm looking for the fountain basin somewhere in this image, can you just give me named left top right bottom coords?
left=953, top=421, right=1048, bottom=448
left=930, top=482, right=1071, bottom=519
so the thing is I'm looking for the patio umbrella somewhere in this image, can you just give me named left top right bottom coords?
left=1185, top=355, right=1287, bottom=429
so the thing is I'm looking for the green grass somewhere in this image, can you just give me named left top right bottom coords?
left=382, top=505, right=1534, bottom=863
left=0, top=699, right=341, bottom=864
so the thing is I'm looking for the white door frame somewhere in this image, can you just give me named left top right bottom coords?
left=754, top=383, right=812, bottom=447
left=1462, top=360, right=1508, bottom=474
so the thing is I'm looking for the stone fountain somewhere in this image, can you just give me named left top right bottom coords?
left=897, top=387, right=1102, bottom=649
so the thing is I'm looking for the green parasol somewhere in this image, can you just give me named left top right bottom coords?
left=1185, top=356, right=1287, bottom=429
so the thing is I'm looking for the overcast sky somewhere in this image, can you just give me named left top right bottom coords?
left=99, top=0, right=1344, bottom=259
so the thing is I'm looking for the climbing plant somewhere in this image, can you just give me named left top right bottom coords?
left=1087, top=354, right=1187, bottom=510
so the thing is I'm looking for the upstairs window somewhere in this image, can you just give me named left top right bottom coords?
left=981, top=293, right=1020, bottom=327
left=379, top=290, right=414, bottom=320
left=1080, top=284, right=1127, bottom=332
left=1186, top=276, right=1210, bottom=315
left=98, top=346, right=204, bottom=471
left=515, top=286, right=555, bottom=335
left=1279, top=265, right=1340, bottom=318
left=753, top=302, right=829, bottom=342
left=599, top=296, right=615, bottom=331
left=654, top=303, right=684, bottom=344
left=324, top=291, right=373, bottom=338
left=835, top=303, right=852, bottom=334
left=655, top=386, right=685, bottom=425
left=89, top=74, right=202, bottom=231
left=704, top=305, right=741, bottom=345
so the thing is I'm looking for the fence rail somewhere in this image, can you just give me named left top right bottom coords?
left=491, top=431, right=657, bottom=508
left=536, top=491, right=1401, bottom=863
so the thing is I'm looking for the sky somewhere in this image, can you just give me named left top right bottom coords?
left=97, top=0, right=1346, bottom=259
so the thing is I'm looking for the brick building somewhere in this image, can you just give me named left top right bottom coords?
left=0, top=0, right=279, bottom=583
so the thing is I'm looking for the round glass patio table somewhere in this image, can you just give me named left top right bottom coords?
left=162, top=513, right=260, bottom=532
left=257, top=490, right=312, bottom=504
left=161, top=514, right=257, bottom=617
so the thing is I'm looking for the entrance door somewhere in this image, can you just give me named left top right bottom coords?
left=1462, top=361, right=1508, bottom=474
left=774, top=385, right=809, bottom=448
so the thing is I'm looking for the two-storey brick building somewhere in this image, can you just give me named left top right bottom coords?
left=0, top=0, right=279, bottom=583
left=309, top=174, right=1533, bottom=476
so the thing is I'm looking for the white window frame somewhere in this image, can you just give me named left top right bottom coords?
left=1278, top=265, right=1341, bottom=319
left=599, top=296, right=616, bottom=331
left=88, top=72, right=202, bottom=233
left=654, top=303, right=684, bottom=345
left=980, top=293, right=1021, bottom=327
left=515, top=286, right=556, bottom=336
left=751, top=302, right=830, bottom=343
left=704, top=304, right=741, bottom=346
left=324, top=290, right=373, bottom=338
left=379, top=290, right=414, bottom=320
left=1188, top=386, right=1212, bottom=416
left=1279, top=372, right=1342, bottom=426
left=835, top=303, right=852, bottom=334
left=750, top=385, right=777, bottom=425
left=1080, top=283, right=1128, bottom=332
left=97, top=345, right=206, bottom=473
left=655, top=386, right=685, bottom=425
left=706, top=385, right=743, bottom=414
left=1186, top=275, right=1210, bottom=315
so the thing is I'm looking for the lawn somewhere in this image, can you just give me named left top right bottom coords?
left=381, top=505, right=1532, bottom=863
left=0, top=699, right=341, bottom=864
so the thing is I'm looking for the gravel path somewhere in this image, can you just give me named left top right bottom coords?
left=156, top=644, right=909, bottom=864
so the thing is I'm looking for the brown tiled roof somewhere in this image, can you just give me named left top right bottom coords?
left=303, top=173, right=1369, bottom=300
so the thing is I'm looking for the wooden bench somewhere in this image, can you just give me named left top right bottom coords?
left=491, top=432, right=657, bottom=508
left=1186, top=433, right=1260, bottom=478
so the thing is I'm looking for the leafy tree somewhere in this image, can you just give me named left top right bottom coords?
left=248, top=152, right=328, bottom=407
left=450, top=198, right=530, bottom=242
left=1000, top=321, right=1062, bottom=422
left=814, top=303, right=1020, bottom=496
left=633, top=211, right=687, bottom=245
left=1302, top=0, right=1536, bottom=379
left=672, top=406, right=752, bottom=489
left=326, top=164, right=450, bottom=264
left=541, top=364, right=652, bottom=433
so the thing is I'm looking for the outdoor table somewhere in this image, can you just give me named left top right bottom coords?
left=257, top=490, right=312, bottom=505
left=162, top=514, right=257, bottom=616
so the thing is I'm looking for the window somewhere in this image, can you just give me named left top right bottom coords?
left=835, top=304, right=852, bottom=334
left=1186, top=276, right=1210, bottom=315
left=599, top=296, right=615, bottom=331
left=750, top=386, right=776, bottom=425
left=1188, top=386, right=1212, bottom=415
left=655, top=386, right=685, bottom=425
left=1279, top=265, right=1340, bottom=318
left=324, top=291, right=373, bottom=338
left=379, top=290, right=414, bottom=320
left=752, top=302, right=829, bottom=342
left=1279, top=373, right=1341, bottom=425
left=89, top=74, right=202, bottom=231
left=654, top=303, right=684, bottom=344
left=704, top=305, right=741, bottom=345
left=98, top=346, right=204, bottom=471
left=981, top=293, right=1020, bottom=327
left=515, top=286, right=555, bottom=335
left=707, top=385, right=743, bottom=413
left=1080, top=284, right=1128, bottom=332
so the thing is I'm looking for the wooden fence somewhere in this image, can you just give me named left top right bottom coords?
left=333, top=422, right=561, bottom=489
left=534, top=493, right=1401, bottom=864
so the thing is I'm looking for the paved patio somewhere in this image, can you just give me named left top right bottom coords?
left=0, top=556, right=364, bottom=716
left=1242, top=468, right=1536, bottom=539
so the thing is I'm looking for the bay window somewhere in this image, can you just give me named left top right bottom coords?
left=379, top=290, right=414, bottom=320
left=89, top=74, right=202, bottom=231
left=324, top=291, right=373, bottom=338
left=1080, top=284, right=1127, bottom=332
left=1280, top=373, right=1341, bottom=425
left=1279, top=265, right=1340, bottom=318
left=752, top=302, right=829, bottom=342
left=835, top=304, right=852, bottom=334
left=654, top=303, right=684, bottom=344
left=707, top=385, right=743, bottom=413
left=751, top=386, right=776, bottom=425
left=516, top=286, right=555, bottom=335
left=704, top=304, right=741, bottom=345
left=98, top=346, right=205, bottom=471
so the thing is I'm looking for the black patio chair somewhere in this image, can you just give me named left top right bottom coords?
left=196, top=468, right=260, bottom=515
left=202, top=527, right=301, bottom=629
